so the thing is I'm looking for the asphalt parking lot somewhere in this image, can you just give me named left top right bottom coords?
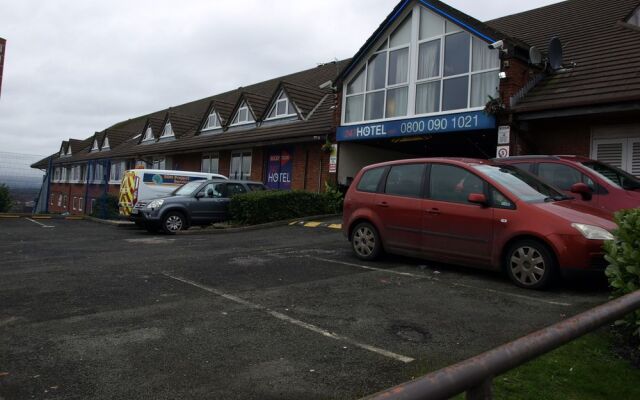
left=0, top=218, right=608, bottom=399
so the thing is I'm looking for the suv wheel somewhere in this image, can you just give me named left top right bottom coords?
left=505, top=239, right=556, bottom=289
left=162, top=212, right=186, bottom=234
left=351, top=222, right=382, bottom=260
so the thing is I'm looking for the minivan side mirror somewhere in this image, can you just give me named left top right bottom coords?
left=468, top=193, right=488, bottom=206
left=570, top=182, right=592, bottom=201
left=195, top=191, right=205, bottom=199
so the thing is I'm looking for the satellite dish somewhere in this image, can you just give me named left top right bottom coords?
left=529, top=46, right=542, bottom=65
left=548, top=37, right=563, bottom=70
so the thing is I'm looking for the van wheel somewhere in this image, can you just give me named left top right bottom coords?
left=162, top=212, right=186, bottom=234
left=505, top=239, right=556, bottom=290
left=351, top=222, right=382, bottom=260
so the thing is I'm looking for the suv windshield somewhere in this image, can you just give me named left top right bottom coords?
left=581, top=161, right=640, bottom=190
left=474, top=164, right=568, bottom=203
left=172, top=181, right=205, bottom=196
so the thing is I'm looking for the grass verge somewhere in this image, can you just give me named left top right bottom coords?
left=449, top=331, right=640, bottom=399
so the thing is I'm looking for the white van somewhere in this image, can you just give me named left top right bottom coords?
left=118, top=169, right=227, bottom=216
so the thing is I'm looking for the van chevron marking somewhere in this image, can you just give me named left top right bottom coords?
left=337, top=111, right=495, bottom=142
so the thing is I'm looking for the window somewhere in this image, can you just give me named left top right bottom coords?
left=203, top=109, right=221, bottom=130
left=91, top=139, right=99, bottom=152
left=102, top=137, right=110, bottom=150
left=345, top=15, right=411, bottom=123
left=110, top=161, right=126, bottom=183
left=199, top=183, right=224, bottom=198
left=343, top=6, right=500, bottom=124
left=92, top=163, right=105, bottom=183
left=142, top=127, right=154, bottom=142
left=90, top=198, right=96, bottom=214
left=384, top=164, right=425, bottom=197
left=63, top=195, right=68, bottom=209
left=226, top=183, right=247, bottom=196
left=582, top=161, right=640, bottom=190
left=230, top=151, right=251, bottom=180
left=57, top=194, right=62, bottom=207
left=53, top=167, right=62, bottom=182
left=201, top=153, right=220, bottom=174
left=230, top=102, right=255, bottom=126
left=160, top=122, right=174, bottom=138
left=49, top=194, right=54, bottom=206
left=592, top=137, right=640, bottom=177
left=248, top=183, right=267, bottom=191
left=152, top=158, right=166, bottom=170
left=357, top=167, right=385, bottom=192
left=511, top=163, right=532, bottom=173
left=538, top=163, right=586, bottom=191
left=490, top=187, right=514, bottom=209
left=628, top=6, right=640, bottom=26
left=266, top=91, right=297, bottom=119
left=72, top=165, right=80, bottom=182
left=429, top=164, right=484, bottom=204
left=66, top=147, right=72, bottom=156
left=72, top=197, right=77, bottom=211
left=78, top=198, right=83, bottom=212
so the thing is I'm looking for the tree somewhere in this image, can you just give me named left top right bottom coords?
left=0, top=184, right=12, bottom=212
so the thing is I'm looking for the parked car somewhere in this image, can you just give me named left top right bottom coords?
left=118, top=169, right=227, bottom=216
left=495, top=155, right=640, bottom=214
left=343, top=158, right=617, bottom=289
left=131, top=179, right=267, bottom=234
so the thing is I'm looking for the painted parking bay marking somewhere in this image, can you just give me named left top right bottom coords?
left=162, top=272, right=414, bottom=364
left=309, top=256, right=572, bottom=307
left=25, top=218, right=55, bottom=228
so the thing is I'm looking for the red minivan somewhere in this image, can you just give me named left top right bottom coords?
left=496, top=155, right=640, bottom=214
left=343, top=158, right=617, bottom=289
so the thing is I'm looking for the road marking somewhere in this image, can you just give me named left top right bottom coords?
left=289, top=220, right=300, bottom=226
left=162, top=272, right=415, bottom=364
left=327, top=223, right=342, bottom=229
left=304, top=221, right=322, bottom=228
left=31, top=216, right=53, bottom=219
left=25, top=218, right=55, bottom=228
left=0, top=214, right=20, bottom=218
left=310, top=256, right=572, bottom=307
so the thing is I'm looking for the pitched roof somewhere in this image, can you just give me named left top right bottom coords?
left=486, top=0, right=640, bottom=113
left=165, top=111, right=202, bottom=138
left=280, top=81, right=330, bottom=117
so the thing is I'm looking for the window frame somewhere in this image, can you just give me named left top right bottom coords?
left=230, top=102, right=255, bottom=127
left=265, top=90, right=298, bottom=120
left=380, top=163, right=427, bottom=199
left=230, top=150, right=252, bottom=180
left=201, top=152, right=220, bottom=174
left=142, top=126, right=155, bottom=142
left=425, top=162, right=490, bottom=205
left=160, top=122, right=174, bottom=138
left=202, top=109, right=222, bottom=131
left=355, top=166, right=389, bottom=193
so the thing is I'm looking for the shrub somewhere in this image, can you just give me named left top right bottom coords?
left=91, top=194, right=119, bottom=220
left=604, top=208, right=640, bottom=343
left=0, top=184, right=12, bottom=212
left=324, top=181, right=344, bottom=214
left=230, top=190, right=337, bottom=225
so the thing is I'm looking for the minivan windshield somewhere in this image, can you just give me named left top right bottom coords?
left=172, top=181, right=205, bottom=196
left=581, top=161, right=640, bottom=190
left=474, top=164, right=568, bottom=203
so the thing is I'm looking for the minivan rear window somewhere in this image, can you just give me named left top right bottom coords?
left=357, top=167, right=385, bottom=193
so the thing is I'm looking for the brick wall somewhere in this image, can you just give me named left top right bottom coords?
left=514, top=119, right=591, bottom=157
left=250, top=148, right=264, bottom=182
left=171, top=153, right=201, bottom=172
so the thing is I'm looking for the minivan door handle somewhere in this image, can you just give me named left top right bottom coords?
left=427, top=208, right=440, bottom=215
left=378, top=201, right=389, bottom=208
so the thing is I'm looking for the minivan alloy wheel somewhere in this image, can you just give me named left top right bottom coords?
left=353, top=226, right=376, bottom=257
left=509, top=246, right=546, bottom=286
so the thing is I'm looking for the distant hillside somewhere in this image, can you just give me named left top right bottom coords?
left=0, top=152, right=45, bottom=190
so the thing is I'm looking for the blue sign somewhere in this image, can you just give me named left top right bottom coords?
left=337, top=111, right=495, bottom=142
left=266, top=147, right=293, bottom=190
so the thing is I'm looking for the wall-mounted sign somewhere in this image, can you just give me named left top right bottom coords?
left=266, top=147, right=292, bottom=190
left=142, top=173, right=207, bottom=185
left=497, top=125, right=511, bottom=145
left=329, top=144, right=338, bottom=173
left=336, top=110, right=495, bottom=142
left=496, top=145, right=510, bottom=158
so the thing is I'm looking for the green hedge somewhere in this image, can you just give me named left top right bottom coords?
left=604, top=208, right=640, bottom=345
left=91, top=194, right=120, bottom=220
left=230, top=190, right=339, bottom=225
left=0, top=184, right=12, bottom=212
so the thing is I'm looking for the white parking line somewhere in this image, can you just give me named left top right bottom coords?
left=25, top=218, right=55, bottom=228
left=309, top=256, right=572, bottom=307
left=162, top=272, right=415, bottom=364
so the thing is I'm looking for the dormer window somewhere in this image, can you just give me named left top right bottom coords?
left=160, top=122, right=174, bottom=138
left=91, top=139, right=99, bottom=152
left=60, top=149, right=65, bottom=157
left=629, top=6, right=640, bottom=26
left=142, top=127, right=154, bottom=142
left=266, top=91, right=297, bottom=120
left=204, top=109, right=221, bottom=130
left=230, top=101, right=255, bottom=126
left=102, top=137, right=110, bottom=150
left=66, top=147, right=72, bottom=156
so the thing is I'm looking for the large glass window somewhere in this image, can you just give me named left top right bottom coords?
left=231, top=102, right=255, bottom=126
left=203, top=109, right=221, bottom=130
left=384, top=164, right=425, bottom=197
left=538, top=163, right=585, bottom=191
left=109, top=161, right=127, bottom=183
left=344, top=6, right=500, bottom=124
left=230, top=151, right=252, bottom=180
left=266, top=91, right=297, bottom=120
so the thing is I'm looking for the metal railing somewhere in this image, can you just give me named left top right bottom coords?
left=363, top=290, right=640, bottom=400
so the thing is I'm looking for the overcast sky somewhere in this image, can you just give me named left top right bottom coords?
left=0, top=0, right=563, bottom=157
